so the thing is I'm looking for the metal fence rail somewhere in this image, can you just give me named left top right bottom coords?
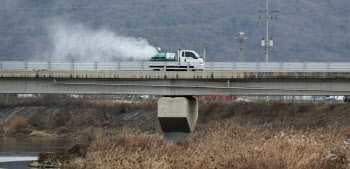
left=1, top=61, right=350, bottom=72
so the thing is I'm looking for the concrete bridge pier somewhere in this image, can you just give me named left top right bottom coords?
left=158, top=96, right=198, bottom=141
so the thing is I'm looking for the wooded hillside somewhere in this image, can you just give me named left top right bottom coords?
left=0, top=0, right=349, bottom=62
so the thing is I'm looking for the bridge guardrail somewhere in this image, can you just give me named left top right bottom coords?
left=1, top=61, right=350, bottom=72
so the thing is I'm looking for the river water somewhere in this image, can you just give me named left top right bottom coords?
left=0, top=136, right=75, bottom=169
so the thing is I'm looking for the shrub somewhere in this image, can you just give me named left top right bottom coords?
left=0, top=116, right=28, bottom=135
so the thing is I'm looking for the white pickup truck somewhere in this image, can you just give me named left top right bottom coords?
left=149, top=49, right=204, bottom=71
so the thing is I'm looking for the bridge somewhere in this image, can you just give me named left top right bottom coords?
left=1, top=61, right=350, bottom=96
left=1, top=61, right=350, bottom=138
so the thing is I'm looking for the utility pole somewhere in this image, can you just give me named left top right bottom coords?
left=203, top=43, right=207, bottom=62
left=235, top=32, right=248, bottom=62
left=258, top=0, right=278, bottom=62
left=265, top=0, right=270, bottom=62
left=67, top=53, right=72, bottom=62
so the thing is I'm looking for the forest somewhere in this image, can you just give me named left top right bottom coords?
left=0, top=0, right=349, bottom=62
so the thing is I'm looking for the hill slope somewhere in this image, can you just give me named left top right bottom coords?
left=0, top=0, right=350, bottom=62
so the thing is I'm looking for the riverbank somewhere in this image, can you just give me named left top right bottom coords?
left=63, top=101, right=350, bottom=168
left=0, top=95, right=158, bottom=138
left=0, top=136, right=75, bottom=169
left=2, top=96, right=350, bottom=168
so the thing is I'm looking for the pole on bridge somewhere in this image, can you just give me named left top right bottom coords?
left=141, top=61, right=144, bottom=71
left=327, top=62, right=330, bottom=72
left=232, top=62, right=236, bottom=71
left=235, top=32, right=247, bottom=62
left=24, top=61, right=27, bottom=71
left=117, top=61, right=120, bottom=71
left=265, top=0, right=269, bottom=62
left=48, top=62, right=51, bottom=71
left=71, top=61, right=74, bottom=71
left=258, top=0, right=279, bottom=62
left=279, top=62, right=283, bottom=71
left=203, top=43, right=207, bottom=62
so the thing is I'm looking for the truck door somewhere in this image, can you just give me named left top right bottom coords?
left=180, top=51, right=186, bottom=62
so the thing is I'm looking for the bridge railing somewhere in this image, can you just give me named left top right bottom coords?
left=1, top=61, right=350, bottom=72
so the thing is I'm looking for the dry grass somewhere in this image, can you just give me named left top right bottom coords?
left=62, top=101, right=350, bottom=169
left=2, top=97, right=350, bottom=134
left=28, top=130, right=59, bottom=137
left=198, top=101, right=350, bottom=130
left=0, top=116, right=28, bottom=135
left=3, top=96, right=350, bottom=168
left=0, top=95, right=158, bottom=135
left=72, top=123, right=350, bottom=169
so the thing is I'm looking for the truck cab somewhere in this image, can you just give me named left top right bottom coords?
left=178, top=50, right=203, bottom=64
left=176, top=49, right=204, bottom=70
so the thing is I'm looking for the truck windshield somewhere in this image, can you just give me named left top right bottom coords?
left=185, top=52, right=198, bottom=59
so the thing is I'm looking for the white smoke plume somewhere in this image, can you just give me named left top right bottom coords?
left=47, top=21, right=157, bottom=61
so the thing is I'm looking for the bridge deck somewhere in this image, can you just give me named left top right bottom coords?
left=1, top=71, right=350, bottom=79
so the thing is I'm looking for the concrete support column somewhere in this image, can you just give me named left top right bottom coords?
left=158, top=97, right=198, bottom=140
